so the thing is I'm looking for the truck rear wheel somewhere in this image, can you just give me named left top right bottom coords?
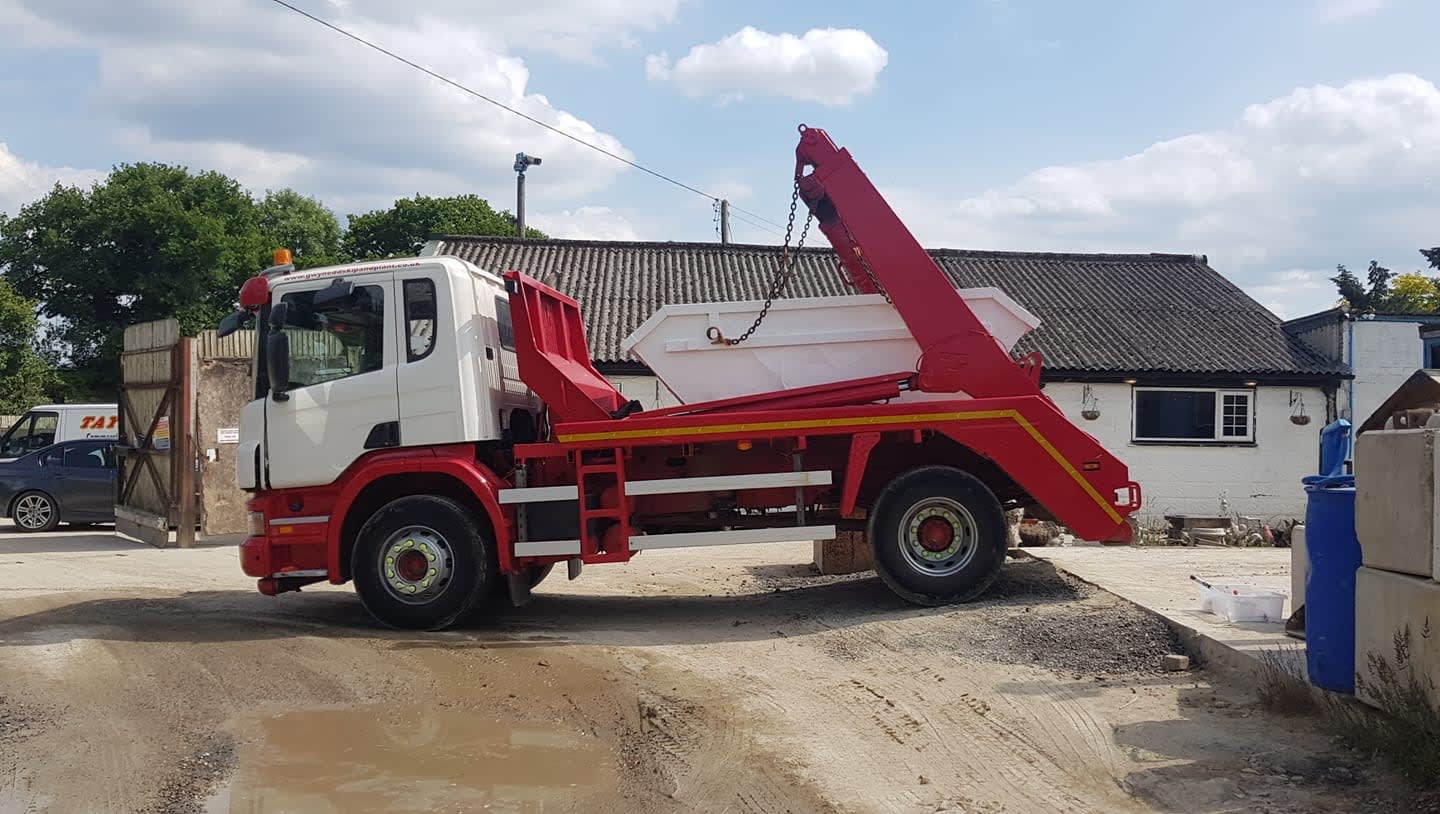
left=352, top=495, right=494, bottom=630
left=870, top=467, right=1007, bottom=606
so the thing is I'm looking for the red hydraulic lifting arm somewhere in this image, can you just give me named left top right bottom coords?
left=794, top=125, right=1043, bottom=398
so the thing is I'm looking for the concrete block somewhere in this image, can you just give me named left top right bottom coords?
left=813, top=530, right=874, bottom=575
left=1162, top=654, right=1191, bottom=671
left=1354, top=429, right=1436, bottom=578
left=1354, top=567, right=1440, bottom=711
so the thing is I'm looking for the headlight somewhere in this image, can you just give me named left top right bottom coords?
left=247, top=511, right=266, bottom=536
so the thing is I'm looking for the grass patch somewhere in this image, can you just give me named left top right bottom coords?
left=1254, top=627, right=1440, bottom=791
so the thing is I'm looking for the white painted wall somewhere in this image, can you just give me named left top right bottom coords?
left=1047, top=382, right=1325, bottom=523
left=605, top=372, right=1325, bottom=524
left=1344, top=320, right=1424, bottom=425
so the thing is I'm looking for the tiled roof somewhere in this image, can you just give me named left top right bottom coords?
left=429, top=237, right=1347, bottom=379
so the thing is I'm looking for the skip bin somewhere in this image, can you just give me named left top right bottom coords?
left=1303, top=474, right=1361, bottom=693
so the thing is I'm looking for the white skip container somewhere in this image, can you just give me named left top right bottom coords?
left=620, top=290, right=1041, bottom=405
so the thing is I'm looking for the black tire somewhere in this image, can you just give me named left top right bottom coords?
left=11, top=491, right=60, bottom=533
left=869, top=466, right=1007, bottom=606
left=351, top=495, right=495, bottom=630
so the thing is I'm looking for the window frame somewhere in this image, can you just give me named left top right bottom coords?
left=495, top=295, right=515, bottom=351
left=402, top=278, right=438, bottom=363
left=1131, top=386, right=1256, bottom=445
left=276, top=283, right=388, bottom=390
left=0, top=411, right=59, bottom=458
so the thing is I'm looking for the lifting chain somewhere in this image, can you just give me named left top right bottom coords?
left=707, top=178, right=813, bottom=346
left=839, top=219, right=892, bottom=304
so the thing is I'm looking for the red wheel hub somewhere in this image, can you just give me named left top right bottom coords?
left=396, top=549, right=428, bottom=581
left=918, top=517, right=954, bottom=552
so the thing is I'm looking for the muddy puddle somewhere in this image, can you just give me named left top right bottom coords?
left=205, top=703, right=614, bottom=813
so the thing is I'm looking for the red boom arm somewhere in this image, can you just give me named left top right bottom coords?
left=794, top=126, right=1043, bottom=398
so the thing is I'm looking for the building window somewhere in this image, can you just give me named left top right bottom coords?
left=1425, top=336, right=1440, bottom=369
left=1133, top=388, right=1254, bottom=443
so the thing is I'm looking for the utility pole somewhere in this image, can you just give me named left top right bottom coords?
left=514, top=152, right=542, bottom=238
left=719, top=199, right=731, bottom=245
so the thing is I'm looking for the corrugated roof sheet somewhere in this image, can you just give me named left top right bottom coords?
left=432, top=237, right=1346, bottom=378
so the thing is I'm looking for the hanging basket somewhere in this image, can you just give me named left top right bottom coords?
left=1290, top=414, right=1311, bottom=426
left=1082, top=409, right=1101, bottom=421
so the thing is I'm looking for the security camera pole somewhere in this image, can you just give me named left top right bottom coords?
left=514, top=152, right=542, bottom=238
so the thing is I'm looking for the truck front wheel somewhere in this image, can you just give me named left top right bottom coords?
left=870, top=467, right=1007, bottom=606
left=352, top=495, right=494, bottom=630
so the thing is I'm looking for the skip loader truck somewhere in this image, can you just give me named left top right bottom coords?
left=218, top=126, right=1142, bottom=630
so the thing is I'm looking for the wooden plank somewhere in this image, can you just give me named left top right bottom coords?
left=114, top=505, right=170, bottom=548
left=175, top=338, right=196, bottom=548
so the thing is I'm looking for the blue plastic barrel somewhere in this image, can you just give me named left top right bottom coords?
left=1303, top=474, right=1361, bottom=693
left=1318, top=419, right=1351, bottom=478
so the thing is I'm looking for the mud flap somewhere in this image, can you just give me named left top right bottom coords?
left=507, top=571, right=533, bottom=607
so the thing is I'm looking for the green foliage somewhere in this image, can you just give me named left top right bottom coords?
left=1423, top=247, right=1440, bottom=271
left=0, top=163, right=271, bottom=385
left=342, top=194, right=545, bottom=261
left=1332, top=260, right=1394, bottom=312
left=1385, top=272, right=1440, bottom=314
left=256, top=189, right=342, bottom=270
left=0, top=279, right=61, bottom=413
left=0, top=169, right=527, bottom=395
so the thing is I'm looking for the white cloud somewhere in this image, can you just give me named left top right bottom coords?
left=530, top=206, right=642, bottom=241
left=885, top=74, right=1440, bottom=318
left=646, top=27, right=888, bottom=106
left=1316, top=0, right=1387, bottom=21
left=0, top=143, right=104, bottom=216
left=0, top=0, right=654, bottom=216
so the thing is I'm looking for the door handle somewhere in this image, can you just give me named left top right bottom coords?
left=53, top=474, right=68, bottom=480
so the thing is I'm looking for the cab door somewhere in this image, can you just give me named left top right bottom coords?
left=263, top=275, right=400, bottom=490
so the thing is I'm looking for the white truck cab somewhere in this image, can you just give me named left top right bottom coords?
left=0, top=404, right=119, bottom=461
left=232, top=255, right=538, bottom=492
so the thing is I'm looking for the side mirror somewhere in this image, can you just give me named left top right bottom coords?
left=313, top=278, right=355, bottom=308
left=216, top=310, right=249, bottom=338
left=266, top=331, right=291, bottom=402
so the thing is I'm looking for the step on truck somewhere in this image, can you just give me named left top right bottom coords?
left=218, top=126, right=1141, bottom=630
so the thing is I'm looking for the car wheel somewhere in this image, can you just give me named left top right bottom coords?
left=12, top=491, right=60, bottom=533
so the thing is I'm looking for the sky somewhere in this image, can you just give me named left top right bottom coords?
left=2, top=0, right=1439, bottom=318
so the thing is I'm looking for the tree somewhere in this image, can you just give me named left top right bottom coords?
left=0, top=279, right=60, bottom=413
left=0, top=163, right=270, bottom=387
left=1382, top=271, right=1440, bottom=314
left=1422, top=247, right=1440, bottom=271
left=342, top=194, right=545, bottom=261
left=1331, top=260, right=1395, bottom=312
left=256, top=189, right=342, bottom=270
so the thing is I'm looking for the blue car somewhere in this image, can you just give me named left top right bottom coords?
left=0, top=440, right=117, bottom=532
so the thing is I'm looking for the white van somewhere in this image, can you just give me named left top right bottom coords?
left=0, top=404, right=119, bottom=460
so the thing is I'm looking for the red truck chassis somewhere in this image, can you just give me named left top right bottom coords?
left=239, top=126, right=1140, bottom=628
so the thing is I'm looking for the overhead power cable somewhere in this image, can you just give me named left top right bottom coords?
left=267, top=0, right=788, bottom=235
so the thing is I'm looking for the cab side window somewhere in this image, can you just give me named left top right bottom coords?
left=403, top=279, right=437, bottom=362
left=495, top=296, right=515, bottom=351
left=0, top=411, right=58, bottom=458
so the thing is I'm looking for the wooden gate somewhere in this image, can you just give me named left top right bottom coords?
left=115, top=319, right=197, bottom=547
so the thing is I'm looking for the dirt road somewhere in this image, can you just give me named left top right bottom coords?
left=0, top=530, right=1405, bottom=813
